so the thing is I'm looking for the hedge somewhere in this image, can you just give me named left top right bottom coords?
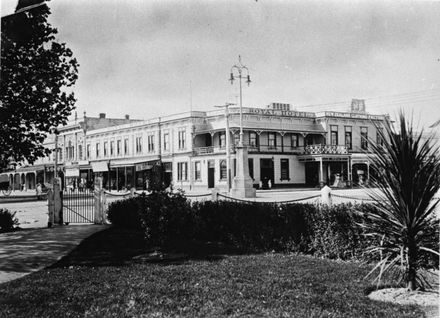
left=106, top=191, right=389, bottom=261
left=0, top=209, right=19, bottom=233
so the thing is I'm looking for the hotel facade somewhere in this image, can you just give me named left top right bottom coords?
left=2, top=100, right=389, bottom=192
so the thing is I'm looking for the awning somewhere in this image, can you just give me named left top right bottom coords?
left=91, top=161, right=108, bottom=172
left=135, top=162, right=153, bottom=172
left=65, top=168, right=80, bottom=177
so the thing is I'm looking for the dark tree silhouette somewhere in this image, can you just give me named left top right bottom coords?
left=0, top=0, right=79, bottom=169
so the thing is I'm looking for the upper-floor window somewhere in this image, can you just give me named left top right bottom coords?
left=58, top=147, right=63, bottom=161
left=124, top=138, right=129, bottom=155
left=110, top=141, right=114, bottom=156
left=178, top=130, right=186, bottom=150
left=135, top=136, right=142, bottom=154
left=291, top=134, right=299, bottom=148
left=194, top=161, right=201, bottom=180
left=96, top=143, right=100, bottom=158
left=163, top=133, right=170, bottom=151
left=148, top=135, right=154, bottom=152
left=330, top=125, right=338, bottom=146
left=86, top=144, right=90, bottom=159
left=233, top=133, right=240, bottom=146
left=361, top=127, right=368, bottom=150
left=104, top=141, right=108, bottom=157
left=376, top=127, right=384, bottom=146
left=117, top=140, right=121, bottom=155
left=249, top=132, right=258, bottom=147
left=219, top=132, right=226, bottom=148
left=78, top=145, right=83, bottom=160
left=268, top=132, right=276, bottom=148
left=177, top=162, right=188, bottom=181
left=345, top=126, right=352, bottom=150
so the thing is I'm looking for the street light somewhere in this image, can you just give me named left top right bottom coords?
left=215, top=102, right=236, bottom=192
left=230, top=55, right=251, bottom=146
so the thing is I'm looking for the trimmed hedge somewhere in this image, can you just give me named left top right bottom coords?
left=106, top=191, right=385, bottom=261
left=0, top=209, right=19, bottom=233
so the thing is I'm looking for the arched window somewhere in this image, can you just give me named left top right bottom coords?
left=220, top=160, right=227, bottom=180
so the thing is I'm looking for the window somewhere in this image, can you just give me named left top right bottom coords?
left=135, top=136, right=142, bottom=154
left=124, top=138, right=129, bottom=155
left=65, top=147, right=69, bottom=160
left=220, top=160, right=227, bottom=180
left=249, top=132, right=258, bottom=147
left=233, top=133, right=240, bottom=146
left=219, top=132, right=226, bottom=148
left=248, top=158, right=254, bottom=179
left=59, top=147, right=63, bottom=161
left=377, top=127, right=384, bottom=146
left=291, top=134, right=299, bottom=148
left=148, top=135, right=154, bottom=152
left=281, top=159, right=289, bottom=180
left=78, top=145, right=82, bottom=160
left=110, top=141, right=114, bottom=156
left=177, top=162, right=188, bottom=181
left=361, top=127, right=368, bottom=150
left=345, top=126, right=352, bottom=150
left=117, top=140, right=121, bottom=155
left=104, top=141, right=108, bottom=156
left=164, top=133, right=170, bottom=151
left=194, top=161, right=201, bottom=180
left=330, top=125, right=338, bottom=146
left=86, top=144, right=90, bottom=159
left=268, top=132, right=276, bottom=148
left=96, top=143, right=100, bottom=158
left=178, top=130, right=186, bottom=149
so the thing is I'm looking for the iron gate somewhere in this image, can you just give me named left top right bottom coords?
left=62, top=188, right=95, bottom=223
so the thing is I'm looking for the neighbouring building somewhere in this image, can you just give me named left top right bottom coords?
left=1, top=100, right=390, bottom=191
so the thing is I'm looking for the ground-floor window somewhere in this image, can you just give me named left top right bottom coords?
left=280, top=158, right=289, bottom=181
left=194, top=161, right=201, bottom=180
left=177, top=162, right=188, bottom=181
left=248, top=158, right=254, bottom=179
left=220, top=160, right=227, bottom=180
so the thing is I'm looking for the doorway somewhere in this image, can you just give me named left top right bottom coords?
left=260, top=158, right=274, bottom=189
left=207, top=160, right=215, bottom=188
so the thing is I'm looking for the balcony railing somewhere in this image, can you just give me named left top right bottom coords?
left=304, top=144, right=348, bottom=155
left=193, top=146, right=235, bottom=156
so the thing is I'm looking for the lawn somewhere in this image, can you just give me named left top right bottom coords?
left=0, top=227, right=425, bottom=318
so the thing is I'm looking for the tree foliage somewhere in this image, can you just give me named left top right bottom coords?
left=365, top=112, right=440, bottom=290
left=0, top=0, right=79, bottom=170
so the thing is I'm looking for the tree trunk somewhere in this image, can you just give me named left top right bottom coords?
left=406, top=242, right=418, bottom=291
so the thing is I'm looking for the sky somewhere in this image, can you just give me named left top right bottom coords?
left=2, top=0, right=440, bottom=129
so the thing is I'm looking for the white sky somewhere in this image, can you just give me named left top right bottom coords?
left=2, top=0, right=440, bottom=129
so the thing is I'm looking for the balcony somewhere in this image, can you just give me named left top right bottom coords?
left=193, top=146, right=235, bottom=156
left=304, top=144, right=348, bottom=155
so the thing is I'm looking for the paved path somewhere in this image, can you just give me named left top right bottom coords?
left=0, top=224, right=108, bottom=284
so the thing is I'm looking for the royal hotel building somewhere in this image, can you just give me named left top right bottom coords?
left=2, top=100, right=389, bottom=192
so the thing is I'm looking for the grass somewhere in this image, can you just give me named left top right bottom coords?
left=0, top=227, right=425, bottom=318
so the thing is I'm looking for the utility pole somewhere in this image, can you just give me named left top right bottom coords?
left=215, top=102, right=235, bottom=192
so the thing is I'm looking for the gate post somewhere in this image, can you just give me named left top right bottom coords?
left=48, top=178, right=62, bottom=227
left=94, top=177, right=104, bottom=224
left=53, top=178, right=62, bottom=225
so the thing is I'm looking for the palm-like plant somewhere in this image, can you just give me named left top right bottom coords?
left=364, top=112, right=440, bottom=291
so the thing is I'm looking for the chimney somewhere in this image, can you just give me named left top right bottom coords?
left=125, top=114, right=130, bottom=120
left=99, top=113, right=106, bottom=119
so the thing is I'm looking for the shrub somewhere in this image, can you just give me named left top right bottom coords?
left=107, top=197, right=142, bottom=230
left=137, top=189, right=193, bottom=247
left=0, top=208, right=19, bottom=233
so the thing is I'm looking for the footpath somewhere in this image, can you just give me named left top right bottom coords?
left=0, top=224, right=107, bottom=284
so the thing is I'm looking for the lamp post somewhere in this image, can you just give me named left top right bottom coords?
left=230, top=55, right=251, bottom=146
left=228, top=56, right=256, bottom=198
left=215, top=102, right=235, bottom=192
